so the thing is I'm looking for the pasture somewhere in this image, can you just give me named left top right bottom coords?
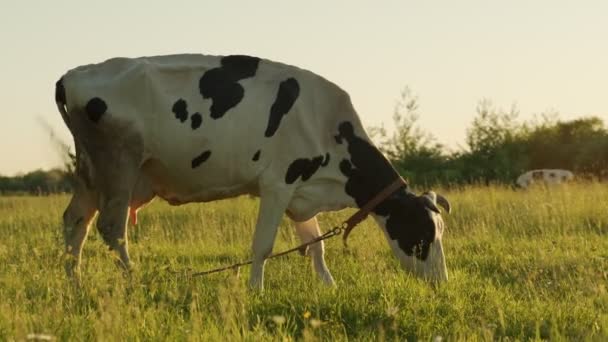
left=0, top=182, right=606, bottom=340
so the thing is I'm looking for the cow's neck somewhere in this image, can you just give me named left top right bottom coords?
left=334, top=121, right=404, bottom=210
left=286, top=120, right=404, bottom=222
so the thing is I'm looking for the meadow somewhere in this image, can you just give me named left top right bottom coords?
left=0, top=182, right=606, bottom=341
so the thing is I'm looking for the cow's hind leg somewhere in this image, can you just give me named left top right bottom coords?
left=92, top=151, right=141, bottom=272
left=294, top=217, right=335, bottom=285
left=97, top=195, right=133, bottom=270
left=250, top=185, right=293, bottom=290
left=63, top=177, right=97, bottom=280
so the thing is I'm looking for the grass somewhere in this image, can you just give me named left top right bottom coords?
left=0, top=182, right=606, bottom=340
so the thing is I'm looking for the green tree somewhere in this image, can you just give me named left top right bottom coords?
left=526, top=116, right=608, bottom=177
left=370, top=87, right=448, bottom=186
left=462, top=100, right=527, bottom=184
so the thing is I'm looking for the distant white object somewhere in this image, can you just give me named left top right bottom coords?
left=516, top=169, right=574, bottom=188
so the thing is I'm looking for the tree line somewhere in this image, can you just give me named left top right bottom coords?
left=0, top=169, right=72, bottom=195
left=2, top=88, right=606, bottom=194
left=372, top=88, right=608, bottom=187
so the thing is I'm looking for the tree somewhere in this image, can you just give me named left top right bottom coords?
left=372, top=87, right=441, bottom=160
left=526, top=116, right=608, bottom=177
left=370, top=87, right=448, bottom=186
left=463, top=99, right=527, bottom=184
left=466, top=99, right=521, bottom=154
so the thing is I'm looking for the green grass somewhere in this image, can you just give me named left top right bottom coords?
left=0, top=183, right=607, bottom=340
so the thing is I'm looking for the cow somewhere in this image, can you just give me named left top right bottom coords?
left=55, top=54, right=451, bottom=290
left=515, top=169, right=574, bottom=189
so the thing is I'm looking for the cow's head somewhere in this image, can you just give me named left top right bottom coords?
left=371, top=190, right=451, bottom=283
left=336, top=120, right=451, bottom=283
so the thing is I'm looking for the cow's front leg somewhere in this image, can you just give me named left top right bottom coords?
left=250, top=186, right=292, bottom=290
left=294, top=217, right=335, bottom=286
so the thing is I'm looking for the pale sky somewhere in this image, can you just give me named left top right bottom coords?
left=1, top=1, right=607, bottom=176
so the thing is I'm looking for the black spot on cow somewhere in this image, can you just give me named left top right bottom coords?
left=336, top=122, right=396, bottom=197
left=265, top=78, right=300, bottom=137
left=252, top=150, right=261, bottom=161
left=172, top=99, right=189, bottom=123
left=382, top=193, right=437, bottom=260
left=85, top=97, right=107, bottom=123
left=191, top=113, right=202, bottom=129
left=532, top=171, right=544, bottom=180
left=220, top=55, right=261, bottom=77
left=285, top=153, right=330, bottom=184
left=191, top=150, right=212, bottom=169
left=199, top=55, right=260, bottom=119
left=335, top=121, right=436, bottom=260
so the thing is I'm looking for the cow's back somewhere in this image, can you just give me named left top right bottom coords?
left=61, top=54, right=356, bottom=203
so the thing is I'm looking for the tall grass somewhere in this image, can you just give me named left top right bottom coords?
left=0, top=183, right=606, bottom=340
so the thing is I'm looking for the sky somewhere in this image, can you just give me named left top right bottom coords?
left=1, top=1, right=607, bottom=176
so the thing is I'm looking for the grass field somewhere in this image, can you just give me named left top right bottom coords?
left=0, top=182, right=607, bottom=340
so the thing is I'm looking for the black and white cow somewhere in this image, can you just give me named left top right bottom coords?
left=516, top=169, right=574, bottom=189
left=55, top=54, right=451, bottom=289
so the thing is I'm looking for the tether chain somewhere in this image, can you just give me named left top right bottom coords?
left=174, top=224, right=345, bottom=278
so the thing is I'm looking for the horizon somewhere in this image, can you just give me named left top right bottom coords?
left=1, top=1, right=606, bottom=176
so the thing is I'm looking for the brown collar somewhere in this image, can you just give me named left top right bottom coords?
left=343, top=177, right=408, bottom=246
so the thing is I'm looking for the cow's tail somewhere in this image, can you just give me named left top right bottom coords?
left=55, top=77, right=70, bottom=127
